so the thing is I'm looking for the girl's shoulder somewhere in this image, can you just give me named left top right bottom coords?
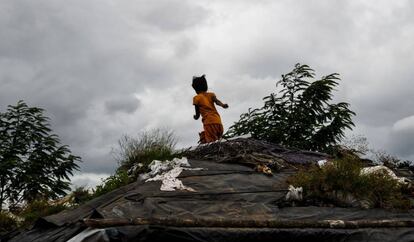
left=205, top=91, right=216, bottom=97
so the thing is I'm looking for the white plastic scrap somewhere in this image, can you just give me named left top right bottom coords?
left=360, top=165, right=410, bottom=185
left=327, top=220, right=346, bottom=228
left=140, top=157, right=202, bottom=192
left=285, top=185, right=303, bottom=201
left=317, top=159, right=328, bottom=167
left=226, top=134, right=252, bottom=141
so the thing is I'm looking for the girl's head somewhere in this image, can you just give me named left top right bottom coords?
left=192, top=75, right=208, bottom=94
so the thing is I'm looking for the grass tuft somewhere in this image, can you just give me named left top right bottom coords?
left=0, top=211, right=18, bottom=234
left=92, top=170, right=132, bottom=198
left=114, top=129, right=178, bottom=177
left=289, top=153, right=411, bottom=209
left=87, top=129, right=180, bottom=198
left=19, top=200, right=66, bottom=226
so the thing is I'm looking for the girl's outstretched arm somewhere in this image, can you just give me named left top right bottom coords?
left=213, top=96, right=229, bottom=108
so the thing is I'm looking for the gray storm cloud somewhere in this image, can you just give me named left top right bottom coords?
left=105, top=96, right=140, bottom=114
left=388, top=116, right=414, bottom=158
left=1, top=0, right=414, bottom=177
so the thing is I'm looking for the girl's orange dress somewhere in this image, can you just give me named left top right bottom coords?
left=193, top=92, right=224, bottom=143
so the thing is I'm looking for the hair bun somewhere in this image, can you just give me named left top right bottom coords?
left=192, top=75, right=208, bottom=92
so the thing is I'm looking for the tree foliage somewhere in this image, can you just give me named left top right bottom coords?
left=0, top=101, right=80, bottom=210
left=226, top=63, right=355, bottom=152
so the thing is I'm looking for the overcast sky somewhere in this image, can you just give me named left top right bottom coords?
left=1, top=0, right=414, bottom=187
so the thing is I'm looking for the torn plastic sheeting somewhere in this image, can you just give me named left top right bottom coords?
left=140, top=157, right=202, bottom=192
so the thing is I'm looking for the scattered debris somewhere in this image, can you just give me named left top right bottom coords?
left=255, top=164, right=272, bottom=175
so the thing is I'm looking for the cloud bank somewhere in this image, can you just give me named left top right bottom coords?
left=1, top=0, right=414, bottom=178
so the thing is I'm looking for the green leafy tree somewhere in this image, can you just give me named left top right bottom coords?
left=0, top=101, right=80, bottom=210
left=227, top=63, right=355, bottom=152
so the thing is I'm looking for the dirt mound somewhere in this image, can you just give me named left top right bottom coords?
left=183, top=137, right=330, bottom=174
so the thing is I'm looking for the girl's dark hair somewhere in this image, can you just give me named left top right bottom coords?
left=192, top=75, right=208, bottom=93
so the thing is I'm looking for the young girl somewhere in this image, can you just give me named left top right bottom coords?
left=192, top=75, right=228, bottom=144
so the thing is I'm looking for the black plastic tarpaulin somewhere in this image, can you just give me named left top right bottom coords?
left=4, top=158, right=414, bottom=242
